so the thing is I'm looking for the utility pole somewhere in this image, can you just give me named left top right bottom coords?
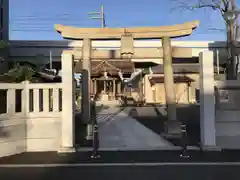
left=88, top=5, right=106, bottom=28
left=49, top=50, right=52, bottom=69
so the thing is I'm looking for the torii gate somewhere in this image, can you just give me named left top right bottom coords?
left=55, top=21, right=199, bottom=149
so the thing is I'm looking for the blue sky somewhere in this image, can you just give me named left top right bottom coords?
left=9, top=0, right=236, bottom=41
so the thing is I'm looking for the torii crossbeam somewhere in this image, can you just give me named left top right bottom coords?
left=55, top=21, right=199, bottom=40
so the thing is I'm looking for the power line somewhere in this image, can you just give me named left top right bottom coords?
left=11, top=17, right=84, bottom=22
left=10, top=5, right=107, bottom=33
left=11, top=29, right=53, bottom=32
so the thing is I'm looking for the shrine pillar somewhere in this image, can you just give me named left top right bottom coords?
left=162, top=37, right=177, bottom=121
left=81, top=38, right=93, bottom=140
left=113, top=79, right=116, bottom=98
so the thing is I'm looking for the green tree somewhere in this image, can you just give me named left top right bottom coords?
left=0, top=63, right=38, bottom=83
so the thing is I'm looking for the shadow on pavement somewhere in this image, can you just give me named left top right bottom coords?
left=126, top=104, right=200, bottom=147
left=74, top=104, right=108, bottom=147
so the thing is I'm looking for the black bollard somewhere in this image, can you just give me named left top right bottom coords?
left=180, top=124, right=190, bottom=158
left=90, top=99, right=100, bottom=159
left=91, top=124, right=100, bottom=159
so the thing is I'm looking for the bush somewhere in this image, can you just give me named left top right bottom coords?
left=0, top=63, right=39, bottom=83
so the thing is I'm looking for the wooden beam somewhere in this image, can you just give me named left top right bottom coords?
left=55, top=21, right=199, bottom=40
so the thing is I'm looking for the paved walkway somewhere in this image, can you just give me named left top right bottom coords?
left=96, top=106, right=122, bottom=123
left=97, top=107, right=174, bottom=150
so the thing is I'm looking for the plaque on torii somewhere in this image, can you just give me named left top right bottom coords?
left=121, top=32, right=134, bottom=57
left=55, top=21, right=199, bottom=131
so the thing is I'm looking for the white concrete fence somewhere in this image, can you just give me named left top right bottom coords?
left=0, top=50, right=76, bottom=158
left=215, top=80, right=240, bottom=149
left=200, top=51, right=240, bottom=150
left=1, top=50, right=240, bottom=158
left=0, top=81, right=63, bottom=157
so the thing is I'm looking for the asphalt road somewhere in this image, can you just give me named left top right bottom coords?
left=1, top=151, right=240, bottom=180
left=2, top=151, right=240, bottom=164
left=0, top=165, right=240, bottom=180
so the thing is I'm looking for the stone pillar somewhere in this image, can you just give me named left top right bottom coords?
left=94, top=79, right=97, bottom=94
left=104, top=80, right=106, bottom=93
left=60, top=51, right=75, bottom=151
left=162, top=37, right=177, bottom=121
left=81, top=38, right=92, bottom=140
left=187, top=83, right=191, bottom=103
left=144, top=75, right=153, bottom=103
left=189, top=82, right=197, bottom=103
left=199, top=51, right=216, bottom=149
left=117, top=81, right=121, bottom=95
left=113, top=79, right=116, bottom=98
left=91, top=79, right=94, bottom=94
left=94, top=79, right=98, bottom=94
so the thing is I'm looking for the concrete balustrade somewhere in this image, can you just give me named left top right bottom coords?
left=0, top=82, right=62, bottom=157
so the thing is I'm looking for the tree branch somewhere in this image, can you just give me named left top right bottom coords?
left=171, top=0, right=227, bottom=13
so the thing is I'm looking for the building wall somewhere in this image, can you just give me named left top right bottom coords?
left=0, top=0, right=9, bottom=73
left=8, top=40, right=232, bottom=66
left=144, top=74, right=199, bottom=104
left=0, top=0, right=8, bottom=41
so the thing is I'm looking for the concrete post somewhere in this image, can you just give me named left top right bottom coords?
left=199, top=51, right=216, bottom=149
left=144, top=75, right=153, bottom=103
left=94, top=79, right=97, bottom=94
left=81, top=38, right=92, bottom=140
left=189, top=82, right=197, bottom=103
left=60, top=51, right=75, bottom=151
left=117, top=81, right=121, bottom=96
left=104, top=80, right=106, bottom=93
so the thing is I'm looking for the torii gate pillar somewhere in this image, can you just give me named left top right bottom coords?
left=162, top=37, right=178, bottom=133
left=81, top=38, right=93, bottom=140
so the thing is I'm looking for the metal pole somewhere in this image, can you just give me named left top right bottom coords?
left=101, top=5, right=105, bottom=28
left=88, top=5, right=105, bottom=28
left=49, top=50, right=52, bottom=69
